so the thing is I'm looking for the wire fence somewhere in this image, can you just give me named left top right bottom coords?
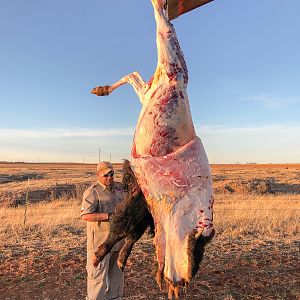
left=1, top=181, right=300, bottom=209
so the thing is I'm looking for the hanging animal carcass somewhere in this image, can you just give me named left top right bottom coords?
left=91, top=0, right=215, bottom=298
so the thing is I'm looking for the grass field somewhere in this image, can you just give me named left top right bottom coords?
left=0, top=163, right=299, bottom=299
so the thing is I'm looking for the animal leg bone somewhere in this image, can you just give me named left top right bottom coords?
left=91, top=71, right=146, bottom=102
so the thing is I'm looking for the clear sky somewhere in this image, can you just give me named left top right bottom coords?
left=0, top=0, right=299, bottom=163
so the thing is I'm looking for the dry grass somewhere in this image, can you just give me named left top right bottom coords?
left=1, top=194, right=299, bottom=246
left=1, top=163, right=299, bottom=201
left=0, top=163, right=299, bottom=299
left=215, top=193, right=299, bottom=241
left=1, top=199, right=84, bottom=238
left=1, top=194, right=299, bottom=299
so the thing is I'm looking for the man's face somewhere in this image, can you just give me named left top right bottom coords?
left=97, top=170, right=114, bottom=187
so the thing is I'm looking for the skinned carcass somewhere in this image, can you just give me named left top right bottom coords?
left=91, top=0, right=214, bottom=298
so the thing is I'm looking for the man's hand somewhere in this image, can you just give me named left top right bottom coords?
left=91, top=85, right=111, bottom=96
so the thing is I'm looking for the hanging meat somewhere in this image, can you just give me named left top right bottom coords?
left=91, top=0, right=215, bottom=299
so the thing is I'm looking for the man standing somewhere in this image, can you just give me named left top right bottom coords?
left=81, top=161, right=124, bottom=300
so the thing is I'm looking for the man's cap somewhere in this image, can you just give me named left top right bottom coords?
left=97, top=161, right=113, bottom=174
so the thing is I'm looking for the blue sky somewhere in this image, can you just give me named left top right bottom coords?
left=0, top=0, right=299, bottom=163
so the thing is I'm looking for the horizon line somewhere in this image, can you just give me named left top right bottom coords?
left=1, top=161, right=299, bottom=165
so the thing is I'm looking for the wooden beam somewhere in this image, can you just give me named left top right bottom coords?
left=168, top=0, right=214, bottom=20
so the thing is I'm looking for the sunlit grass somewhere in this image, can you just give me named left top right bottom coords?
left=1, top=193, right=299, bottom=248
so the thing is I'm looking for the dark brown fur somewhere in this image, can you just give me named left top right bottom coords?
left=187, top=229, right=215, bottom=281
left=94, top=160, right=155, bottom=269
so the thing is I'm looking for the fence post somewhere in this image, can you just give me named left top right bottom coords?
left=23, top=178, right=30, bottom=228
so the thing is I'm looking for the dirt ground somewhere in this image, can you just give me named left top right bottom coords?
left=0, top=163, right=299, bottom=299
left=0, top=234, right=299, bottom=300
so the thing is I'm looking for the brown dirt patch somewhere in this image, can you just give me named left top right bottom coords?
left=1, top=163, right=299, bottom=299
left=0, top=235, right=299, bottom=300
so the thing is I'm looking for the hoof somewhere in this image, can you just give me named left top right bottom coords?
left=91, top=85, right=110, bottom=96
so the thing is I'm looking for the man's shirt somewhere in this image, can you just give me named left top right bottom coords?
left=81, top=181, right=124, bottom=251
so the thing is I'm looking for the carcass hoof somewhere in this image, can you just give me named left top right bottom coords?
left=91, top=85, right=111, bottom=96
left=167, top=282, right=181, bottom=300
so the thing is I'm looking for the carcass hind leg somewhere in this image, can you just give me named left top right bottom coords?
left=156, top=265, right=164, bottom=291
left=154, top=227, right=166, bottom=291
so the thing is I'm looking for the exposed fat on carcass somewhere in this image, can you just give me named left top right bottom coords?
left=91, top=0, right=214, bottom=297
left=132, top=137, right=214, bottom=282
left=130, top=2, right=214, bottom=284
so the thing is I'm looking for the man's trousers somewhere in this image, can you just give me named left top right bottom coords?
left=86, top=248, right=124, bottom=300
